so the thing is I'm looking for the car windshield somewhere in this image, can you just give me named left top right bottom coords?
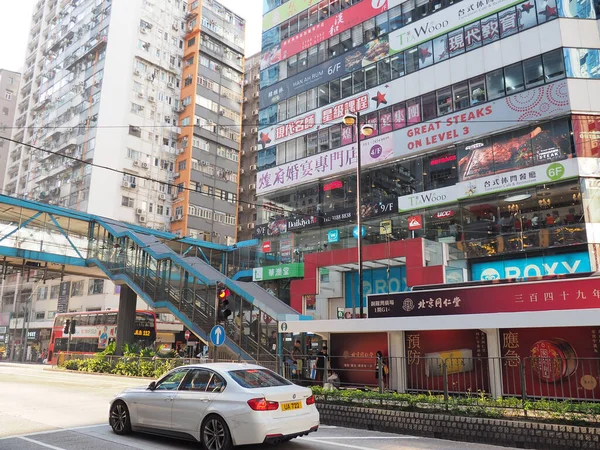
left=228, top=369, right=292, bottom=388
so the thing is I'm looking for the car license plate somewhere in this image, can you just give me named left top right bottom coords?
left=281, top=401, right=302, bottom=411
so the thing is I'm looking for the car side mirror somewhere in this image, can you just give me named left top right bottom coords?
left=148, top=381, right=156, bottom=391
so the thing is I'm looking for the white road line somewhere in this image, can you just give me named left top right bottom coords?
left=311, top=437, right=418, bottom=440
left=301, top=437, right=406, bottom=450
left=0, top=424, right=107, bottom=440
left=18, top=437, right=67, bottom=450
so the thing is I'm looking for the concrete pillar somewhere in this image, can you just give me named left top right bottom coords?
left=388, top=331, right=406, bottom=393
left=115, top=285, right=137, bottom=355
left=482, top=328, right=503, bottom=399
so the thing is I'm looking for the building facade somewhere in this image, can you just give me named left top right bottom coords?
left=238, top=52, right=261, bottom=242
left=256, top=0, right=600, bottom=396
left=4, top=0, right=187, bottom=231
left=0, top=69, right=21, bottom=190
left=171, top=0, right=245, bottom=245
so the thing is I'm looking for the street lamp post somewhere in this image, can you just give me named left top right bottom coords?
left=343, top=112, right=374, bottom=319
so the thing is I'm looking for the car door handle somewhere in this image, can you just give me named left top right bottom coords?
left=199, top=397, right=209, bottom=402
left=165, top=397, right=174, bottom=402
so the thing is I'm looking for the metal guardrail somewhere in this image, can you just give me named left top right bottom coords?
left=55, top=353, right=600, bottom=404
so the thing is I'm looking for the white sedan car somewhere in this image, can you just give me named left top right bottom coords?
left=108, top=363, right=319, bottom=450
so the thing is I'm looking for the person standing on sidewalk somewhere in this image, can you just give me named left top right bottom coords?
left=315, top=345, right=328, bottom=383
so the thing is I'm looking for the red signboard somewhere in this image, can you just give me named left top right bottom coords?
left=500, top=326, right=600, bottom=400
left=407, top=215, right=423, bottom=230
left=323, top=180, right=343, bottom=191
left=275, top=114, right=316, bottom=140
left=405, top=330, right=489, bottom=394
left=262, top=241, right=272, bottom=253
left=368, top=276, right=600, bottom=318
left=260, top=0, right=389, bottom=69
left=329, top=332, right=388, bottom=387
left=322, top=94, right=370, bottom=125
left=184, top=330, right=190, bottom=340
left=433, top=210, right=455, bottom=220
left=572, top=115, right=600, bottom=158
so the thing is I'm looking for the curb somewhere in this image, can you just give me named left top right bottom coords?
left=43, top=367, right=153, bottom=381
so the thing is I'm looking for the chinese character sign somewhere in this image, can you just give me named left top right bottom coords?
left=368, top=276, right=600, bottom=318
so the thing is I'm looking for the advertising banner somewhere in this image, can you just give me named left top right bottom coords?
left=564, top=48, right=600, bottom=79
left=471, top=251, right=591, bottom=281
left=500, top=326, right=600, bottom=400
left=405, top=330, right=489, bottom=393
left=397, top=158, right=579, bottom=212
left=573, top=115, right=600, bottom=158
left=57, top=281, right=71, bottom=314
left=260, top=0, right=389, bottom=70
left=344, top=266, right=406, bottom=308
left=257, top=81, right=571, bottom=194
left=322, top=197, right=396, bottom=225
left=388, top=0, right=522, bottom=55
left=367, top=276, right=600, bottom=318
left=252, top=263, right=304, bottom=281
left=329, top=332, right=389, bottom=387
left=260, top=36, right=391, bottom=108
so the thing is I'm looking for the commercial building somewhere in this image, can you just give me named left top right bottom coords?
left=257, top=0, right=600, bottom=397
left=0, top=69, right=21, bottom=189
left=171, top=0, right=245, bottom=245
left=238, top=52, right=261, bottom=242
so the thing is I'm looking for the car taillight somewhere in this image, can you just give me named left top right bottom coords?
left=247, top=397, right=279, bottom=411
left=306, top=395, right=315, bottom=405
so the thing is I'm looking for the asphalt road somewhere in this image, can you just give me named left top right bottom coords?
left=0, top=363, right=519, bottom=450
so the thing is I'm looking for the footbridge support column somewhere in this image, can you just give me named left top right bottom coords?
left=115, top=286, right=137, bottom=355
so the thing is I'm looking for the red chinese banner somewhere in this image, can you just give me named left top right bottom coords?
left=322, top=94, right=370, bottom=124
left=405, top=329, right=489, bottom=393
left=275, top=114, right=316, bottom=140
left=500, top=327, right=600, bottom=400
left=368, top=276, right=600, bottom=318
left=260, top=0, right=389, bottom=69
left=329, top=332, right=388, bottom=387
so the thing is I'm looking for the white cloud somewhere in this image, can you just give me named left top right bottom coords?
left=0, top=0, right=262, bottom=72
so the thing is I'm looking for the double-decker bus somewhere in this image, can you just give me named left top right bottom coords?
left=48, top=310, right=157, bottom=365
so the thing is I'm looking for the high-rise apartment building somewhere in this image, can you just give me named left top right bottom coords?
left=0, top=69, right=21, bottom=189
left=171, top=0, right=245, bottom=245
left=255, top=0, right=600, bottom=394
left=238, top=52, right=261, bottom=241
left=4, top=0, right=188, bottom=231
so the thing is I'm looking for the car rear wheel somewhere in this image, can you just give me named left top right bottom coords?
left=109, top=401, right=132, bottom=435
left=201, top=415, right=232, bottom=450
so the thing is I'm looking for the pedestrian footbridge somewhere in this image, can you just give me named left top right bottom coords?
left=0, top=194, right=308, bottom=360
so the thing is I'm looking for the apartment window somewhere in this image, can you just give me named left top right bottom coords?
left=177, top=183, right=184, bottom=193
left=175, top=206, right=183, bottom=216
left=121, top=196, right=134, bottom=207
left=37, top=286, right=48, bottom=301
left=8, top=77, right=14, bottom=84
left=35, top=312, right=45, bottom=320
left=128, top=125, right=142, bottom=137
left=188, top=37, right=196, bottom=47
left=71, top=281, right=84, bottom=296
left=48, top=311, right=56, bottom=319
left=50, top=285, right=60, bottom=299
left=504, top=63, right=525, bottom=93
left=88, top=279, right=104, bottom=295
left=178, top=160, right=186, bottom=171
left=5, top=90, right=12, bottom=100
left=157, top=205, right=164, bottom=215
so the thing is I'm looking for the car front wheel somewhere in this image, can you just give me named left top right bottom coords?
left=109, top=401, right=132, bottom=435
left=201, top=415, right=232, bottom=450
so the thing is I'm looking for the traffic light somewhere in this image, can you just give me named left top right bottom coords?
left=70, top=319, right=77, bottom=335
left=63, top=320, right=70, bottom=335
left=216, top=282, right=232, bottom=321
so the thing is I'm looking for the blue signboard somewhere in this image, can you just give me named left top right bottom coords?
left=471, top=251, right=591, bottom=281
left=352, top=226, right=366, bottom=239
left=210, top=325, right=226, bottom=347
left=344, top=266, right=406, bottom=308
left=328, top=229, right=339, bottom=243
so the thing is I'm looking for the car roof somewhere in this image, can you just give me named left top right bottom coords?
left=175, top=362, right=268, bottom=372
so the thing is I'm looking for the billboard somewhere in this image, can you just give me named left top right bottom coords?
left=257, top=80, right=571, bottom=195
left=471, top=251, right=591, bottom=281
left=260, top=36, right=391, bottom=108
left=500, top=326, right=600, bottom=400
left=367, top=275, right=600, bottom=318
left=564, top=48, right=600, bottom=79
left=344, top=266, right=406, bottom=308
left=572, top=115, right=600, bottom=158
left=260, top=0, right=389, bottom=70
left=405, top=329, right=489, bottom=393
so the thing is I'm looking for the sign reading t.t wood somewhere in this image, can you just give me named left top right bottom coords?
left=367, top=276, right=600, bottom=318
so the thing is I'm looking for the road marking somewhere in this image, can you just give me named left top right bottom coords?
left=0, top=424, right=107, bottom=440
left=311, top=437, right=418, bottom=440
left=301, top=437, right=414, bottom=449
left=18, top=437, right=67, bottom=450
